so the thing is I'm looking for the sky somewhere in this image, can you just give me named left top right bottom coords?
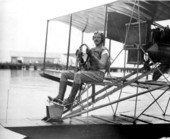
left=1, top=0, right=170, bottom=64
left=0, top=0, right=115, bottom=62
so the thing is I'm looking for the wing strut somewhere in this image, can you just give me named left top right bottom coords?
left=133, top=87, right=170, bottom=122
left=63, top=83, right=168, bottom=120
left=43, top=20, right=49, bottom=71
left=63, top=68, right=159, bottom=119
left=66, top=15, right=72, bottom=70
left=63, top=70, right=137, bottom=114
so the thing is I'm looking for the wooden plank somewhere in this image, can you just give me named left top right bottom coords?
left=73, top=117, right=98, bottom=124
left=120, top=114, right=152, bottom=124
left=142, top=114, right=170, bottom=123
left=137, top=80, right=168, bottom=86
left=91, top=115, right=121, bottom=125
left=40, top=72, right=73, bottom=86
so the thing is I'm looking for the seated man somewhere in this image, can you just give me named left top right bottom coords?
left=48, top=31, right=110, bottom=110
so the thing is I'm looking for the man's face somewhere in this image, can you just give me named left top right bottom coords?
left=93, top=33, right=102, bottom=46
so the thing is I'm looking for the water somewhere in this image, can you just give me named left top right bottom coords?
left=0, top=69, right=170, bottom=120
left=0, top=69, right=114, bottom=120
left=0, top=69, right=170, bottom=139
left=0, top=70, right=60, bottom=120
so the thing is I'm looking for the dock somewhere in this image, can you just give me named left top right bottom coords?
left=1, top=115, right=170, bottom=139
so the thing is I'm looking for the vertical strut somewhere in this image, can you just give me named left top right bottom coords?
left=103, top=5, right=108, bottom=45
left=43, top=20, right=49, bottom=71
left=163, top=96, right=170, bottom=115
left=134, top=0, right=141, bottom=119
left=66, top=15, right=72, bottom=70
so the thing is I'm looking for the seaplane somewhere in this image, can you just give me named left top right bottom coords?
left=1, top=0, right=170, bottom=139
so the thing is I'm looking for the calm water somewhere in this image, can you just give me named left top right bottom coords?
left=0, top=69, right=170, bottom=139
left=0, top=69, right=60, bottom=120
left=0, top=69, right=114, bottom=120
left=0, top=69, right=170, bottom=121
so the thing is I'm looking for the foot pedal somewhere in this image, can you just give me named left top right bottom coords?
left=46, top=103, right=64, bottom=122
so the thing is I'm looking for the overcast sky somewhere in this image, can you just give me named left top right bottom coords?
left=1, top=0, right=170, bottom=63
left=0, top=0, right=115, bottom=62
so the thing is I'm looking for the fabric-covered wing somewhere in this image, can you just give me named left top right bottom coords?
left=50, top=0, right=170, bottom=42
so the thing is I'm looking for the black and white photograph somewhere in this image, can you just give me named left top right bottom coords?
left=0, top=0, right=170, bottom=139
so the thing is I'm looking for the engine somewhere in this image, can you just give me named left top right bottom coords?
left=147, top=26, right=170, bottom=80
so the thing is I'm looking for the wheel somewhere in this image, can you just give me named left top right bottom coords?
left=76, top=43, right=89, bottom=70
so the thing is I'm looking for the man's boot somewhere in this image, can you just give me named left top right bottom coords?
left=48, top=81, right=67, bottom=104
left=63, top=83, right=81, bottom=110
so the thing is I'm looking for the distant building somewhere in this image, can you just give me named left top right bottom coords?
left=10, top=51, right=76, bottom=66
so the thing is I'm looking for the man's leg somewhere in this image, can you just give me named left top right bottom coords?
left=63, top=82, right=81, bottom=109
left=79, top=70, right=104, bottom=83
left=63, top=70, right=104, bottom=109
left=48, top=70, right=75, bottom=104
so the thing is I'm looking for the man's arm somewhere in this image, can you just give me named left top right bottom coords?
left=91, top=50, right=109, bottom=69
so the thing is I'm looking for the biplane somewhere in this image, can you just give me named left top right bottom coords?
left=1, top=0, right=170, bottom=139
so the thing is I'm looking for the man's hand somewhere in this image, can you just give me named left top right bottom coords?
left=76, top=49, right=83, bottom=58
left=86, top=48, right=93, bottom=57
